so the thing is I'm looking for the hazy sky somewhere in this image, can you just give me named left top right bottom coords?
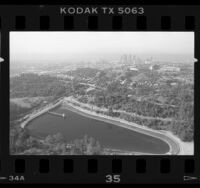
left=10, top=32, right=194, bottom=64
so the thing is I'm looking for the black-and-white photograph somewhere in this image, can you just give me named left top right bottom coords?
left=10, top=32, right=194, bottom=155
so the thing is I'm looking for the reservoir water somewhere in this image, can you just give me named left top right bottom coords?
left=27, top=105, right=170, bottom=154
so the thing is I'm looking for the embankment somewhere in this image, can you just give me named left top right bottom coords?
left=20, top=100, right=63, bottom=129
left=62, top=97, right=181, bottom=155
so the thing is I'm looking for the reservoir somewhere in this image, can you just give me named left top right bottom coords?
left=27, top=104, right=170, bottom=154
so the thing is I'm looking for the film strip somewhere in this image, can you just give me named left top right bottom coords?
left=0, top=4, right=200, bottom=184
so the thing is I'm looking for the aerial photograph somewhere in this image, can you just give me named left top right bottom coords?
left=10, top=32, right=194, bottom=155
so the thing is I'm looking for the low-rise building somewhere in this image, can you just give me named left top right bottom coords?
left=159, top=66, right=181, bottom=72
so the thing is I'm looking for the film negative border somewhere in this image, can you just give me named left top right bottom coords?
left=0, top=157, right=199, bottom=183
left=0, top=5, right=200, bottom=184
left=0, top=0, right=200, bottom=5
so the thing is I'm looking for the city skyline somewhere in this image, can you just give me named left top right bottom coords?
left=10, top=32, right=194, bottom=65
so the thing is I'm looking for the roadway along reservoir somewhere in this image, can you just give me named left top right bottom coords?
left=27, top=104, right=170, bottom=154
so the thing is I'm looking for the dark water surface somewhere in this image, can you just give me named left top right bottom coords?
left=27, top=106, right=170, bottom=154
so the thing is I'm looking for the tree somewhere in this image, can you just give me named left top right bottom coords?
left=108, top=106, right=114, bottom=116
left=170, top=87, right=194, bottom=141
left=70, top=135, right=103, bottom=155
